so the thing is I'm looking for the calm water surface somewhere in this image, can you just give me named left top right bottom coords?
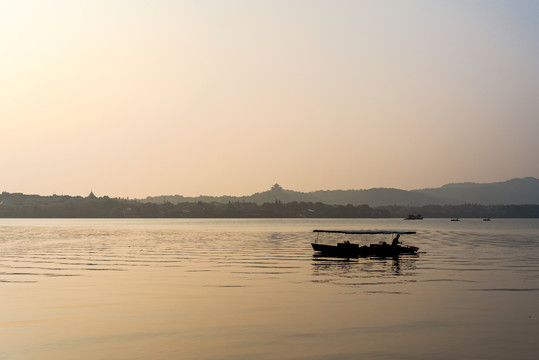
left=1, top=218, right=539, bottom=360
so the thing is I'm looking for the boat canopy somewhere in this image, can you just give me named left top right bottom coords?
left=313, top=230, right=416, bottom=235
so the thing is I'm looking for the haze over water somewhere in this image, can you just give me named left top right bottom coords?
left=2, top=218, right=538, bottom=359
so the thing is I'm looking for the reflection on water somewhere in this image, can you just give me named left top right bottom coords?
left=313, top=254, right=418, bottom=277
left=1, top=218, right=539, bottom=360
left=312, top=255, right=418, bottom=295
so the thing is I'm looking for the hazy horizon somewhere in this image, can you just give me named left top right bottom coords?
left=2, top=176, right=536, bottom=199
left=2, top=1, right=538, bottom=198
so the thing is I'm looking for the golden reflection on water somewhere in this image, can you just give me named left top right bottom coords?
left=1, top=219, right=539, bottom=360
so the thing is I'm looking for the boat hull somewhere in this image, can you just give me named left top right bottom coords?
left=311, top=242, right=419, bottom=258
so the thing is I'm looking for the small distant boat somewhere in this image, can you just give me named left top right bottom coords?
left=451, top=218, right=460, bottom=221
left=404, top=214, right=423, bottom=220
left=311, top=230, right=419, bottom=258
left=483, top=218, right=491, bottom=221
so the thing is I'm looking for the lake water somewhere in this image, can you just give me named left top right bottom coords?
left=1, top=218, right=539, bottom=360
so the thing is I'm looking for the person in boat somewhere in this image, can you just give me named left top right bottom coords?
left=392, top=234, right=400, bottom=246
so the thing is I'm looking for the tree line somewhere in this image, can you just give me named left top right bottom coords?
left=0, top=196, right=538, bottom=218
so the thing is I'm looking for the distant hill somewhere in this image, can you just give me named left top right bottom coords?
left=143, top=177, right=539, bottom=206
left=2, top=180, right=539, bottom=218
left=413, top=177, right=539, bottom=205
left=310, top=188, right=437, bottom=206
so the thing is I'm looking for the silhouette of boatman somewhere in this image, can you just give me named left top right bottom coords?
left=392, top=234, right=400, bottom=246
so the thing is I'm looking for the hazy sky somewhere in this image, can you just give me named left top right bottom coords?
left=2, top=0, right=538, bottom=198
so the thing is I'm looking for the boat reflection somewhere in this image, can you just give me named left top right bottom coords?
left=312, top=254, right=418, bottom=280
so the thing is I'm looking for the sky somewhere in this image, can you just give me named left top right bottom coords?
left=1, top=0, right=538, bottom=198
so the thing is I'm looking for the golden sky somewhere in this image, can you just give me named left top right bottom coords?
left=2, top=0, right=538, bottom=197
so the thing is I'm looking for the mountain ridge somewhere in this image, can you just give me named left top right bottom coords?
left=144, top=177, right=539, bottom=206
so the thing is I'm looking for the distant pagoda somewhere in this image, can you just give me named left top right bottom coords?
left=271, top=183, right=283, bottom=192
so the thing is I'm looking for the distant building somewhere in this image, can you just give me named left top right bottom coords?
left=87, top=191, right=97, bottom=199
left=271, top=183, right=283, bottom=192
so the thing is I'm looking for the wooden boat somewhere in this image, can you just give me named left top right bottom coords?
left=311, top=230, right=419, bottom=258
left=404, top=214, right=423, bottom=220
